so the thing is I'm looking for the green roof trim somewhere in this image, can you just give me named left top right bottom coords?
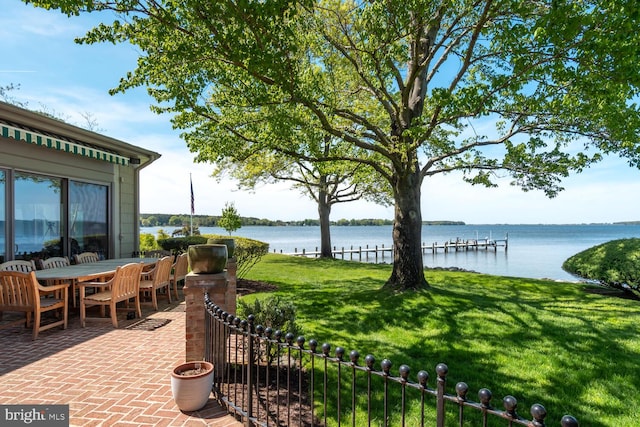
left=0, top=123, right=130, bottom=166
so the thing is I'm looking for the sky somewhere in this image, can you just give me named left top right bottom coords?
left=2, top=1, right=640, bottom=225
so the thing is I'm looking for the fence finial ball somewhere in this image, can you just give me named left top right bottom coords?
left=455, top=382, right=468, bottom=400
left=398, top=364, right=410, bottom=379
left=561, top=415, right=579, bottom=427
left=503, top=395, right=517, bottom=411
left=417, top=370, right=429, bottom=387
left=478, top=388, right=492, bottom=407
left=530, top=403, right=547, bottom=422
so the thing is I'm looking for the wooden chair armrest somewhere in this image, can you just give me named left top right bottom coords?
left=78, top=280, right=112, bottom=289
left=38, top=282, right=70, bottom=292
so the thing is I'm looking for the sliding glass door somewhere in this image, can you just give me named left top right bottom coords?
left=69, top=181, right=108, bottom=259
left=14, top=172, right=63, bottom=259
left=4, top=172, right=109, bottom=262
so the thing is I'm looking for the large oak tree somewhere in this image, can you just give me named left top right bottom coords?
left=27, top=0, right=640, bottom=290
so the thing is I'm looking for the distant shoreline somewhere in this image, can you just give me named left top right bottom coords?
left=141, top=212, right=639, bottom=228
left=141, top=213, right=468, bottom=228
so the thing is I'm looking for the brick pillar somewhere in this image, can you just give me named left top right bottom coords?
left=183, top=258, right=236, bottom=362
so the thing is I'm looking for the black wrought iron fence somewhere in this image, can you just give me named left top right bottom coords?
left=204, top=295, right=579, bottom=427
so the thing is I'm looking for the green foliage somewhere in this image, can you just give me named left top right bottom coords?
left=139, top=233, right=159, bottom=252
left=168, top=215, right=183, bottom=226
left=153, top=232, right=268, bottom=276
left=157, top=236, right=207, bottom=253
left=202, top=234, right=269, bottom=278
left=140, top=215, right=158, bottom=227
left=241, top=254, right=640, bottom=426
left=237, top=295, right=302, bottom=364
left=237, top=295, right=302, bottom=337
left=563, top=238, right=640, bottom=297
left=140, top=213, right=396, bottom=226
left=218, top=202, right=242, bottom=235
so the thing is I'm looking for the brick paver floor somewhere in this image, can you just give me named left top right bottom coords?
left=0, top=291, right=243, bottom=427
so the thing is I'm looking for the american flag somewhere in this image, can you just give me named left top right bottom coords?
left=190, top=175, right=195, bottom=215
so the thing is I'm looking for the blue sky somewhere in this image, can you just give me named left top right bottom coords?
left=2, top=1, right=640, bottom=224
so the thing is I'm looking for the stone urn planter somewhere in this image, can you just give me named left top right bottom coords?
left=187, top=244, right=227, bottom=274
left=207, top=238, right=235, bottom=258
left=170, top=361, right=214, bottom=412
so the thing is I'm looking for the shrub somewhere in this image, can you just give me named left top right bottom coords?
left=563, top=238, right=640, bottom=297
left=202, top=234, right=269, bottom=278
left=237, top=295, right=303, bottom=363
left=139, top=233, right=159, bottom=252
left=157, top=234, right=268, bottom=278
left=157, top=236, right=208, bottom=253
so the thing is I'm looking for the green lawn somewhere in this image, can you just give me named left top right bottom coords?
left=240, top=254, right=640, bottom=427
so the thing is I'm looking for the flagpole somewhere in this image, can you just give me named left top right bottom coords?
left=190, top=173, right=194, bottom=236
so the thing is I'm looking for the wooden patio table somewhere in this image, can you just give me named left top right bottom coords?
left=35, top=257, right=158, bottom=283
left=35, top=258, right=159, bottom=309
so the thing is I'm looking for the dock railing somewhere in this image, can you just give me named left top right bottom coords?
left=204, top=294, right=578, bottom=427
left=276, top=234, right=508, bottom=262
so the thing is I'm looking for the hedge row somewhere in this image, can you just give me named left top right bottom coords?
left=155, top=234, right=269, bottom=278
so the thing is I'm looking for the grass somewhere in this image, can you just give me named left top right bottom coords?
left=240, top=254, right=640, bottom=427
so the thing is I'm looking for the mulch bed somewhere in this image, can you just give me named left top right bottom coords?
left=220, top=364, right=319, bottom=427
left=237, top=278, right=278, bottom=296
left=232, top=279, right=319, bottom=426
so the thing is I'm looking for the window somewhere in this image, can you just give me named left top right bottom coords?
left=69, top=181, right=108, bottom=259
left=14, top=172, right=63, bottom=260
left=5, top=173, right=109, bottom=261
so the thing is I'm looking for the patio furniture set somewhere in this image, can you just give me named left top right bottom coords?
left=0, top=252, right=189, bottom=339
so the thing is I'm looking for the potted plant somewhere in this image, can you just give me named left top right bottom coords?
left=170, top=360, right=214, bottom=411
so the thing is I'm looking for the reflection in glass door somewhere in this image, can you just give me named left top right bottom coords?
left=14, top=172, right=63, bottom=259
left=69, top=181, right=108, bottom=259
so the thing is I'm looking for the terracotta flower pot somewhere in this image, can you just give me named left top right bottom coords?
left=187, top=244, right=227, bottom=274
left=170, top=361, right=214, bottom=412
left=207, top=238, right=235, bottom=258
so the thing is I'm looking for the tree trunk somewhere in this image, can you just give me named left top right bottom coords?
left=318, top=185, right=333, bottom=258
left=383, top=169, right=428, bottom=291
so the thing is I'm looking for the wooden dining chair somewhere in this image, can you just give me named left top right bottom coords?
left=0, top=270, right=69, bottom=340
left=39, top=256, right=70, bottom=270
left=170, top=253, right=188, bottom=300
left=0, top=261, right=39, bottom=318
left=144, top=249, right=173, bottom=259
left=79, top=262, right=144, bottom=328
left=74, top=252, right=100, bottom=264
left=39, top=256, right=79, bottom=307
left=0, top=260, right=37, bottom=273
left=139, top=256, right=173, bottom=311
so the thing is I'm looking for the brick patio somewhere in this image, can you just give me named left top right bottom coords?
left=0, top=292, right=243, bottom=427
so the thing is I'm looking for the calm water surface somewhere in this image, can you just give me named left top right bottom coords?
left=141, top=224, right=640, bottom=281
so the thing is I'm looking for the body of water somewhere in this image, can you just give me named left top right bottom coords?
left=140, top=223, right=640, bottom=281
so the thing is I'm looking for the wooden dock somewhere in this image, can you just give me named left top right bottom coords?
left=276, top=234, right=508, bottom=262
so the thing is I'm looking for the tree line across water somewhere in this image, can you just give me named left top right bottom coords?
left=140, top=213, right=464, bottom=228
